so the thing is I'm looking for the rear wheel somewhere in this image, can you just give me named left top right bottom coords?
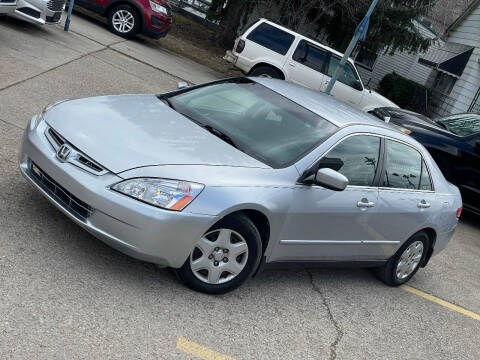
left=107, top=5, right=140, bottom=39
left=176, top=214, right=262, bottom=294
left=376, top=231, right=430, bottom=286
left=249, top=66, right=282, bottom=79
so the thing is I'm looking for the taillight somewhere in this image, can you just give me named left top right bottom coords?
left=236, top=39, right=245, bottom=53
left=456, top=207, right=463, bottom=219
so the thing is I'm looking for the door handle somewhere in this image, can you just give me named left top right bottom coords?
left=357, top=198, right=375, bottom=208
left=289, top=62, right=296, bottom=67
left=418, top=201, right=431, bottom=209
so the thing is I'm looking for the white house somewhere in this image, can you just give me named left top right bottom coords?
left=438, top=0, right=480, bottom=114
left=355, top=19, right=441, bottom=90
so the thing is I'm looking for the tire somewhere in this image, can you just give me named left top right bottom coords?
left=376, top=231, right=430, bottom=286
left=176, top=214, right=263, bottom=294
left=107, top=5, right=141, bottom=39
left=249, top=66, right=282, bottom=79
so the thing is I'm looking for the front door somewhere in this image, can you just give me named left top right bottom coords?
left=271, top=134, right=384, bottom=262
left=319, top=54, right=364, bottom=108
left=283, top=40, right=327, bottom=91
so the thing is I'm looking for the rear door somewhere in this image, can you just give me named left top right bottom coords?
left=320, top=54, right=364, bottom=107
left=282, top=40, right=327, bottom=91
left=373, top=138, right=437, bottom=255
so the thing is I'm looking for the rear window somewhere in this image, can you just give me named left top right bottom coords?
left=247, top=22, right=295, bottom=55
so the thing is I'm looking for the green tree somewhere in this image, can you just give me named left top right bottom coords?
left=211, top=0, right=437, bottom=54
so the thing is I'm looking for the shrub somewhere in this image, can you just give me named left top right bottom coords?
left=378, top=73, right=431, bottom=109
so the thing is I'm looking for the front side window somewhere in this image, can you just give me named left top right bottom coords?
left=327, top=56, right=362, bottom=89
left=383, top=140, right=424, bottom=190
left=292, top=40, right=327, bottom=72
left=166, top=79, right=338, bottom=168
left=246, top=22, right=295, bottom=55
left=437, top=114, right=480, bottom=137
left=317, top=135, right=381, bottom=186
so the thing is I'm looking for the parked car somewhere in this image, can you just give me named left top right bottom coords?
left=74, top=0, right=172, bottom=38
left=224, top=19, right=398, bottom=112
left=371, top=108, right=480, bottom=215
left=0, top=0, right=17, bottom=15
left=11, top=0, right=65, bottom=25
left=19, top=78, right=461, bottom=294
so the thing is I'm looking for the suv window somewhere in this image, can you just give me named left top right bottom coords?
left=247, top=22, right=295, bottom=55
left=292, top=40, right=327, bottom=72
left=327, top=56, right=361, bottom=89
left=317, top=135, right=380, bottom=186
left=383, top=140, right=426, bottom=190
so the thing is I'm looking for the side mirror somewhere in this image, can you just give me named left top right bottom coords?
left=177, top=81, right=189, bottom=90
left=314, top=168, right=349, bottom=191
left=353, top=80, right=363, bottom=91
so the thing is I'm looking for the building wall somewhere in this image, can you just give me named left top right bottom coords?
left=447, top=6, right=480, bottom=113
left=356, top=21, right=437, bottom=90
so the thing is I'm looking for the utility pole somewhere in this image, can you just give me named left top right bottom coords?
left=64, top=0, right=75, bottom=31
left=325, top=0, right=379, bottom=95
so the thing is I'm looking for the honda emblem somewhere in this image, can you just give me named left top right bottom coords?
left=56, top=144, right=71, bottom=162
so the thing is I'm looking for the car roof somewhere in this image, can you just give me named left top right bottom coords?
left=253, top=77, right=388, bottom=129
left=259, top=19, right=356, bottom=65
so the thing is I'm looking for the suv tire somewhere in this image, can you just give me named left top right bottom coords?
left=108, top=5, right=141, bottom=39
left=249, top=66, right=282, bottom=79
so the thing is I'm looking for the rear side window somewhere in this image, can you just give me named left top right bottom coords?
left=383, top=140, right=425, bottom=190
left=247, top=22, right=295, bottom=55
left=317, top=135, right=381, bottom=186
left=292, top=40, right=327, bottom=72
left=420, top=160, right=433, bottom=191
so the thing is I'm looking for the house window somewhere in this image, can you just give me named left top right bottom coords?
left=355, top=46, right=378, bottom=70
left=433, top=71, right=457, bottom=95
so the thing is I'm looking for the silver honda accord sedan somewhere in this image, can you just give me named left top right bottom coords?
left=19, top=77, right=462, bottom=294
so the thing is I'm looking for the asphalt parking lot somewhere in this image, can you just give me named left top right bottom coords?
left=1, top=13, right=479, bottom=360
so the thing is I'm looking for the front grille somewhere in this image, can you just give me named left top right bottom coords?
left=46, top=11, right=62, bottom=23
left=17, top=7, right=41, bottom=18
left=29, top=162, right=93, bottom=221
left=46, top=0, right=65, bottom=11
left=45, top=127, right=107, bottom=175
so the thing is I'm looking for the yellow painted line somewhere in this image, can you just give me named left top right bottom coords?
left=177, top=337, right=237, bottom=360
left=401, top=285, right=480, bottom=321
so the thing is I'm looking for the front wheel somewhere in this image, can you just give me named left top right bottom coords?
left=376, top=231, right=430, bottom=286
left=176, top=214, right=262, bottom=294
left=107, top=5, right=141, bottom=39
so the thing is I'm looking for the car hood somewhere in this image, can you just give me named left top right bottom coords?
left=366, top=91, right=399, bottom=108
left=45, top=95, right=268, bottom=173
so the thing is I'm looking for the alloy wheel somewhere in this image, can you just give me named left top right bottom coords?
left=112, top=10, right=134, bottom=33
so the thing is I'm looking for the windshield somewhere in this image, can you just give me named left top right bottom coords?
left=437, top=113, right=480, bottom=137
left=166, top=79, right=338, bottom=168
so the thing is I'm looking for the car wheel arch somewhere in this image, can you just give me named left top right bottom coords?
left=105, top=0, right=145, bottom=27
left=248, top=63, right=285, bottom=80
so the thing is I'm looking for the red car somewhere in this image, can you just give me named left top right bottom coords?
left=76, top=0, right=172, bottom=38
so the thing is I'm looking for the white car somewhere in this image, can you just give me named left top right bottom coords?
left=225, top=19, right=398, bottom=113
left=0, top=0, right=16, bottom=15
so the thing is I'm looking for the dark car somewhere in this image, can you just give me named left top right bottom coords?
left=75, top=0, right=172, bottom=38
left=371, top=108, right=480, bottom=215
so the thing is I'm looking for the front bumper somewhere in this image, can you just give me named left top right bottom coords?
left=19, top=117, right=217, bottom=267
left=12, top=0, right=64, bottom=25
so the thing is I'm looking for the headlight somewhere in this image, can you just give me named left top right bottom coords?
left=111, top=178, right=204, bottom=211
left=149, top=1, right=168, bottom=15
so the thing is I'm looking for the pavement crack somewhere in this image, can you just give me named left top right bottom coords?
left=306, top=269, right=343, bottom=360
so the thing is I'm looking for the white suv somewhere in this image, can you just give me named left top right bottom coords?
left=225, top=19, right=398, bottom=112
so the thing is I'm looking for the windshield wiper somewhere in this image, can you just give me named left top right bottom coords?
left=202, top=125, right=242, bottom=151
